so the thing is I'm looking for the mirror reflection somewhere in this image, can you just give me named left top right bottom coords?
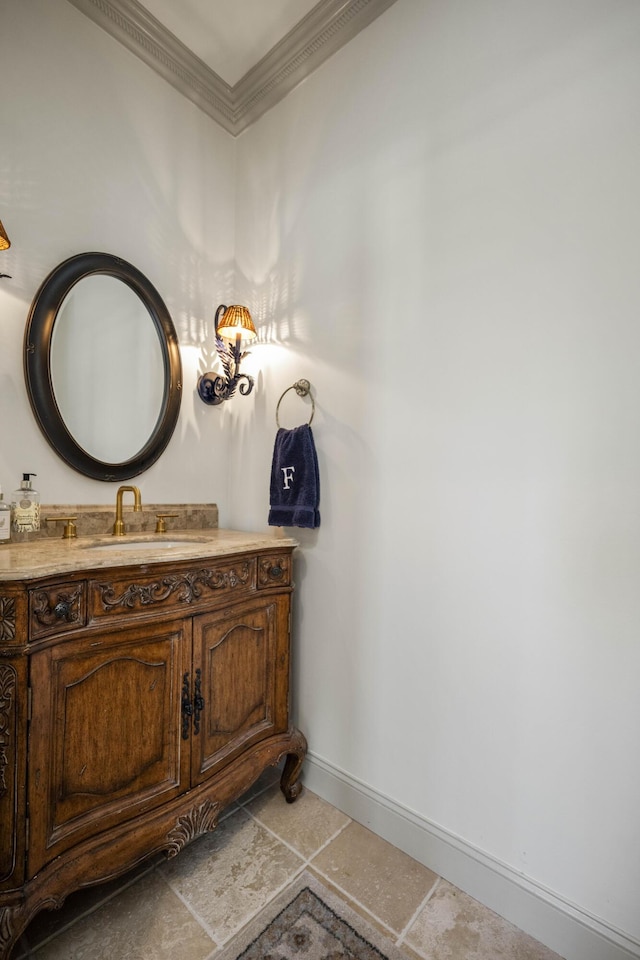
left=51, top=275, right=165, bottom=463
left=24, top=252, right=182, bottom=481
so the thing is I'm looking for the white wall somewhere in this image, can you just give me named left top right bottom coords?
left=0, top=0, right=237, bottom=515
left=232, top=0, right=640, bottom=956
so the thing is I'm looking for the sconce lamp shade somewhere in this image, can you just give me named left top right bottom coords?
left=0, top=220, right=10, bottom=251
left=216, top=304, right=257, bottom=341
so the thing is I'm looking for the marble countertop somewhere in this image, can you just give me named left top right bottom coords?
left=0, top=529, right=297, bottom=581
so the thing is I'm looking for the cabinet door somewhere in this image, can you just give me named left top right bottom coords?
left=191, top=595, right=290, bottom=785
left=28, top=621, right=190, bottom=875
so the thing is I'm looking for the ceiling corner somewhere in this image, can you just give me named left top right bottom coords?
left=66, top=0, right=400, bottom=135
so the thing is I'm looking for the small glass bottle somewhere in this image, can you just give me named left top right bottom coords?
left=0, top=486, right=10, bottom=543
left=11, top=473, right=40, bottom=541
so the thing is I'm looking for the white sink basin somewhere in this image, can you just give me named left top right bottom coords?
left=85, top=538, right=207, bottom=551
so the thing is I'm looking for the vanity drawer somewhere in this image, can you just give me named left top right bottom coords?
left=257, top=554, right=292, bottom=589
left=89, top=556, right=257, bottom=621
left=28, top=581, right=87, bottom=641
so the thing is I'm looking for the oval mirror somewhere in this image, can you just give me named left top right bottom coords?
left=24, top=253, right=182, bottom=481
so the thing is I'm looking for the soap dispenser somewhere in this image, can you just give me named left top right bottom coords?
left=11, top=472, right=40, bottom=541
left=0, top=486, right=10, bottom=543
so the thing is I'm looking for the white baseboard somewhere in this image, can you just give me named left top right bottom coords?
left=302, top=752, right=640, bottom=960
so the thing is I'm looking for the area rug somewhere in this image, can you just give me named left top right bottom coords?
left=215, top=871, right=409, bottom=960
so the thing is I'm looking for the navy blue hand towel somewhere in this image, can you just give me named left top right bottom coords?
left=268, top=424, right=320, bottom=529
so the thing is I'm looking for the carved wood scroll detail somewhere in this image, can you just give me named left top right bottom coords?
left=32, top=587, right=83, bottom=627
left=98, top=564, right=251, bottom=612
left=165, top=799, right=220, bottom=858
left=0, top=598, right=16, bottom=642
left=0, top=665, right=17, bottom=799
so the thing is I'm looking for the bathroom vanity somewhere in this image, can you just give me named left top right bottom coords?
left=0, top=530, right=306, bottom=958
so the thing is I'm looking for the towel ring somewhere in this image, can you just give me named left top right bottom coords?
left=276, top=379, right=315, bottom=428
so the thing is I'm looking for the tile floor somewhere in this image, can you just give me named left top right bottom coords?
left=12, top=770, right=563, bottom=960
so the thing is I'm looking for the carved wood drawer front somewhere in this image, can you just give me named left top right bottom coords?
left=90, top=557, right=257, bottom=621
left=28, top=581, right=87, bottom=641
left=257, top=554, right=292, bottom=589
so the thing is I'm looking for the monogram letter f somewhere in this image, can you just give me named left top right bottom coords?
left=281, top=466, right=295, bottom=490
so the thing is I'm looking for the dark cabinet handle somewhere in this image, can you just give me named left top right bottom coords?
left=181, top=672, right=193, bottom=740
left=193, top=668, right=205, bottom=735
left=53, top=600, right=72, bottom=621
left=270, top=564, right=283, bottom=579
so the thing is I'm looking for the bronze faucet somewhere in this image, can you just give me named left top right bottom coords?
left=112, top=485, right=142, bottom=536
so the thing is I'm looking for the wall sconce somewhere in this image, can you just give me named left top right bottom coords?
left=0, top=218, right=10, bottom=279
left=197, top=304, right=257, bottom=405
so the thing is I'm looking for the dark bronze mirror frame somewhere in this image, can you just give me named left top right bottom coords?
left=24, top=252, right=182, bottom=481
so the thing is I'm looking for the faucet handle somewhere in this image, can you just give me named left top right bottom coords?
left=46, top=516, right=78, bottom=540
left=155, top=513, right=179, bottom=534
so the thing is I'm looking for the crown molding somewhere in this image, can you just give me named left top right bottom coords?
left=66, top=0, right=399, bottom=136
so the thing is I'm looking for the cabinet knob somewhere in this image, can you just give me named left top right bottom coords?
left=269, top=564, right=283, bottom=579
left=53, top=599, right=72, bottom=621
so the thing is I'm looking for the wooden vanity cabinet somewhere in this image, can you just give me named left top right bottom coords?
left=191, top=595, right=290, bottom=785
left=27, top=620, right=190, bottom=875
left=0, top=543, right=306, bottom=960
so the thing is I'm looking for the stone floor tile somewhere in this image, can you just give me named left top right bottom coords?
left=25, top=870, right=215, bottom=960
left=405, top=879, right=563, bottom=960
left=310, top=820, right=438, bottom=935
left=11, top=794, right=565, bottom=960
left=15, top=859, right=161, bottom=957
left=245, top=785, right=351, bottom=859
left=159, top=807, right=304, bottom=943
left=304, top=866, right=407, bottom=945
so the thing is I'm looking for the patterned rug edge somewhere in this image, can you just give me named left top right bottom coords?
left=214, top=870, right=410, bottom=960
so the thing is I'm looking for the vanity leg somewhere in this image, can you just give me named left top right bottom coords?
left=279, top=728, right=307, bottom=803
left=0, top=903, right=24, bottom=960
